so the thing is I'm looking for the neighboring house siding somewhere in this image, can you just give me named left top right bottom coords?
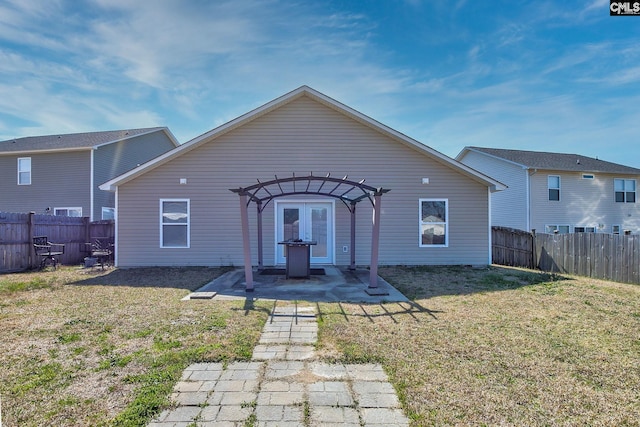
left=0, top=151, right=90, bottom=215
left=458, top=151, right=527, bottom=230
left=530, top=171, right=640, bottom=233
left=115, top=97, right=490, bottom=267
left=93, top=131, right=177, bottom=219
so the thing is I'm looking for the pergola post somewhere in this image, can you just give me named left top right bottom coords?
left=350, top=203, right=356, bottom=270
left=256, top=201, right=263, bottom=270
left=239, top=193, right=254, bottom=291
left=369, top=192, right=382, bottom=288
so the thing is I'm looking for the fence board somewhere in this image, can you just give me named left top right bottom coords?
left=494, top=227, right=640, bottom=285
left=0, top=212, right=114, bottom=272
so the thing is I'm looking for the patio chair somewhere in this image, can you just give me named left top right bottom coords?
left=33, top=236, right=65, bottom=270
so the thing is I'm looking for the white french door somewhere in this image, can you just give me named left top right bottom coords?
left=275, top=201, right=334, bottom=265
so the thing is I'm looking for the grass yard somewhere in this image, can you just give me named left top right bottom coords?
left=317, top=266, right=640, bottom=426
left=2, top=265, right=639, bottom=426
left=0, top=266, right=271, bottom=427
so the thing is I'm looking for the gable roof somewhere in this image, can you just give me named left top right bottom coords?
left=458, top=147, right=640, bottom=175
left=100, top=86, right=506, bottom=192
left=0, top=127, right=178, bottom=154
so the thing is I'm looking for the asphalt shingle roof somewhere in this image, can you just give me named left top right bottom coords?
left=467, top=147, right=640, bottom=175
left=0, top=128, right=165, bottom=153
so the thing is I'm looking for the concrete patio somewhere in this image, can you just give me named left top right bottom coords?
left=184, top=266, right=409, bottom=303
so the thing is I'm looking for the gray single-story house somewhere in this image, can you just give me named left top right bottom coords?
left=100, top=86, right=505, bottom=276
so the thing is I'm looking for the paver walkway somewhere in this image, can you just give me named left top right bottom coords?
left=149, top=304, right=410, bottom=427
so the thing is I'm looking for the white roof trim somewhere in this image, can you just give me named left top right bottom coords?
left=0, top=147, right=93, bottom=156
left=101, top=86, right=507, bottom=192
left=456, top=146, right=529, bottom=170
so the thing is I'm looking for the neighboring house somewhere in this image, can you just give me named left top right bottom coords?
left=0, top=128, right=179, bottom=220
left=100, top=86, right=505, bottom=270
left=456, top=146, right=640, bottom=234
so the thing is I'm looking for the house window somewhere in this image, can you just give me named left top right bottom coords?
left=18, top=157, right=31, bottom=185
left=545, top=225, right=570, bottom=234
left=612, top=225, right=621, bottom=234
left=582, top=174, right=594, bottom=179
left=55, top=207, right=82, bottom=217
left=574, top=226, right=596, bottom=233
left=548, top=175, right=560, bottom=201
left=419, top=199, right=447, bottom=247
left=102, top=207, right=115, bottom=220
left=614, top=179, right=636, bottom=203
left=161, top=199, right=190, bottom=248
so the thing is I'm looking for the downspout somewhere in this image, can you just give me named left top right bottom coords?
left=527, top=168, right=537, bottom=232
left=488, top=187, right=492, bottom=265
left=90, top=149, right=95, bottom=221
left=114, top=187, right=118, bottom=267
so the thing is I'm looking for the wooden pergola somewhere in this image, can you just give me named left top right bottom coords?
left=230, top=173, right=389, bottom=291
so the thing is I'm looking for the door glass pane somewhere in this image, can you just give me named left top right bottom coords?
left=283, top=208, right=299, bottom=241
left=310, top=207, right=327, bottom=257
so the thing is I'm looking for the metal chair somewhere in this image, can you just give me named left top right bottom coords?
left=33, top=236, right=65, bottom=269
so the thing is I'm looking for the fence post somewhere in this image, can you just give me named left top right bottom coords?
left=28, top=211, right=36, bottom=269
left=531, top=229, right=537, bottom=269
left=83, top=217, right=90, bottom=243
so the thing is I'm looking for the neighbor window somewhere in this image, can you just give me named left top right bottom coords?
left=612, top=225, right=621, bottom=234
left=161, top=199, right=190, bottom=248
left=614, top=179, right=636, bottom=203
left=18, top=157, right=31, bottom=185
left=545, top=225, right=570, bottom=234
left=548, top=175, right=560, bottom=201
left=582, top=174, right=594, bottom=179
left=574, top=226, right=596, bottom=233
left=419, top=199, right=448, bottom=246
left=102, top=207, right=115, bottom=220
left=54, top=207, right=82, bottom=217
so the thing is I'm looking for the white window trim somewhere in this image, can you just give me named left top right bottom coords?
left=548, top=175, right=560, bottom=201
left=18, top=157, right=31, bottom=185
left=545, top=225, right=570, bottom=234
left=160, top=199, right=190, bottom=249
left=612, top=225, right=621, bottom=234
left=54, top=207, right=82, bottom=217
left=102, top=207, right=115, bottom=220
left=419, top=198, right=448, bottom=248
left=574, top=226, right=596, bottom=233
left=614, top=178, right=636, bottom=203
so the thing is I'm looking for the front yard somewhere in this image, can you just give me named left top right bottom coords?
left=1, top=265, right=639, bottom=426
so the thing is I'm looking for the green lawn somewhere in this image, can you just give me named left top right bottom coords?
left=2, top=265, right=639, bottom=426
left=0, top=266, right=271, bottom=427
left=317, top=266, right=640, bottom=426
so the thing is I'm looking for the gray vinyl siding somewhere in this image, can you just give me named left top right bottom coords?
left=458, top=151, right=528, bottom=230
left=530, top=171, right=640, bottom=233
left=0, top=151, right=91, bottom=215
left=93, top=131, right=176, bottom=220
left=115, top=97, right=491, bottom=267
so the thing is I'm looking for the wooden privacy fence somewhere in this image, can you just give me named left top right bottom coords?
left=491, top=226, right=535, bottom=269
left=0, top=212, right=114, bottom=272
left=492, top=226, right=640, bottom=285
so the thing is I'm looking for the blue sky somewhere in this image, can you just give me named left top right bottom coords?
left=1, top=0, right=639, bottom=166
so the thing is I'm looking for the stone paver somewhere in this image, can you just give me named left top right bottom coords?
left=149, top=304, right=410, bottom=426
